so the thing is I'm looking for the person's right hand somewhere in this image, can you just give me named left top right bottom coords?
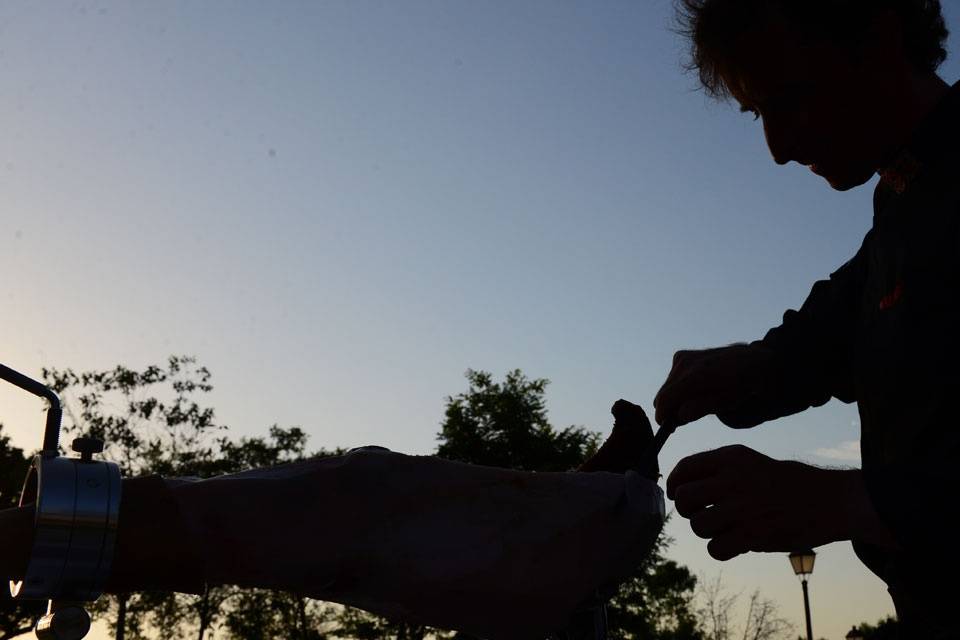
left=653, top=343, right=776, bottom=428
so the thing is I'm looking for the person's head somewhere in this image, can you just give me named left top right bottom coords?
left=676, top=0, right=950, bottom=190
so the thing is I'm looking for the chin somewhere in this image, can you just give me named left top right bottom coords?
left=818, top=167, right=876, bottom=192
left=824, top=176, right=862, bottom=191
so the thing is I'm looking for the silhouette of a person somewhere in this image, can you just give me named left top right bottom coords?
left=658, top=1, right=956, bottom=635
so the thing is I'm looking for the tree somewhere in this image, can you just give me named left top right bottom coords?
left=606, top=533, right=702, bottom=640
left=739, top=591, right=791, bottom=640
left=334, top=605, right=429, bottom=640
left=222, top=589, right=334, bottom=640
left=436, top=369, right=599, bottom=471
left=696, top=575, right=792, bottom=640
left=697, top=575, right=737, bottom=640
left=0, top=425, right=46, bottom=639
left=43, top=356, right=223, bottom=478
left=849, top=616, right=899, bottom=640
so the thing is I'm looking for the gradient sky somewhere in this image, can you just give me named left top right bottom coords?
left=2, top=2, right=958, bottom=638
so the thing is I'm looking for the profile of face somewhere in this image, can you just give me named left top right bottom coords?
left=722, top=16, right=905, bottom=191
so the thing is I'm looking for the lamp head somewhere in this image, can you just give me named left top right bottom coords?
left=788, top=549, right=816, bottom=577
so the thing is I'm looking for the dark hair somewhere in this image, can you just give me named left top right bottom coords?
left=675, top=0, right=950, bottom=100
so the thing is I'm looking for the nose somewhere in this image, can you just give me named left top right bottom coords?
left=762, top=116, right=799, bottom=166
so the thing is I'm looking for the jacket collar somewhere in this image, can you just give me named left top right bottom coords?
left=879, top=80, right=960, bottom=195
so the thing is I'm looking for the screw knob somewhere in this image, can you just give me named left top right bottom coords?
left=71, top=437, right=104, bottom=462
left=35, top=605, right=92, bottom=640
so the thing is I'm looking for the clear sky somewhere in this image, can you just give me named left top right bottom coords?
left=1, top=2, right=957, bottom=638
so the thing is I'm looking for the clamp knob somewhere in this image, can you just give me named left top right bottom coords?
left=35, top=604, right=91, bottom=640
left=71, top=437, right=104, bottom=462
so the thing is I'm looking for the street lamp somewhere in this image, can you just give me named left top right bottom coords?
left=788, top=549, right=816, bottom=640
left=845, top=625, right=865, bottom=640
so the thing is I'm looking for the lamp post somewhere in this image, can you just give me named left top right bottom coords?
left=788, top=549, right=816, bottom=640
left=845, top=625, right=864, bottom=640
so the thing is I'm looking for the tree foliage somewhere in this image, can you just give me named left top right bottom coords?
left=335, top=606, right=429, bottom=640
left=437, top=369, right=599, bottom=472
left=850, top=616, right=899, bottom=640
left=43, top=356, right=222, bottom=476
left=222, top=589, right=333, bottom=640
left=607, top=536, right=701, bottom=640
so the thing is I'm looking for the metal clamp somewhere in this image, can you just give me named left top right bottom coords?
left=1, top=363, right=122, bottom=640
left=10, top=443, right=121, bottom=601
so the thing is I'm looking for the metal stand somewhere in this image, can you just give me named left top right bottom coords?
left=800, top=576, right=813, bottom=640
left=1, top=363, right=121, bottom=640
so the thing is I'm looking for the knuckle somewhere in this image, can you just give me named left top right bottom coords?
left=706, top=538, right=726, bottom=560
left=669, top=480, right=684, bottom=501
left=676, top=503, right=696, bottom=519
left=690, top=515, right=709, bottom=538
left=721, top=443, right=752, bottom=458
left=673, top=494, right=690, bottom=516
left=708, top=537, right=740, bottom=561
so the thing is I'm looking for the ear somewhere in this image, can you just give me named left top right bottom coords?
left=857, top=8, right=907, bottom=71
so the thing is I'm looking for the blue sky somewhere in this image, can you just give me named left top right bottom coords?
left=2, top=2, right=958, bottom=637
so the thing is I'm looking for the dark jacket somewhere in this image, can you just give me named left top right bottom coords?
left=717, top=81, right=960, bottom=637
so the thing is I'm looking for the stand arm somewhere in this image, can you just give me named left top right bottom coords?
left=0, top=364, right=61, bottom=453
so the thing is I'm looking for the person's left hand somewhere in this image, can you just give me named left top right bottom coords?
left=666, top=445, right=895, bottom=560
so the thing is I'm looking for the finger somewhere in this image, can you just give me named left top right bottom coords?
left=672, top=478, right=725, bottom=517
left=655, top=365, right=734, bottom=427
left=739, top=510, right=812, bottom=553
left=706, top=526, right=756, bottom=561
left=654, top=351, right=699, bottom=422
left=666, top=450, right=724, bottom=499
left=706, top=506, right=809, bottom=559
left=653, top=369, right=682, bottom=420
left=667, top=444, right=760, bottom=499
left=654, top=377, right=688, bottom=427
left=674, top=384, right=748, bottom=426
